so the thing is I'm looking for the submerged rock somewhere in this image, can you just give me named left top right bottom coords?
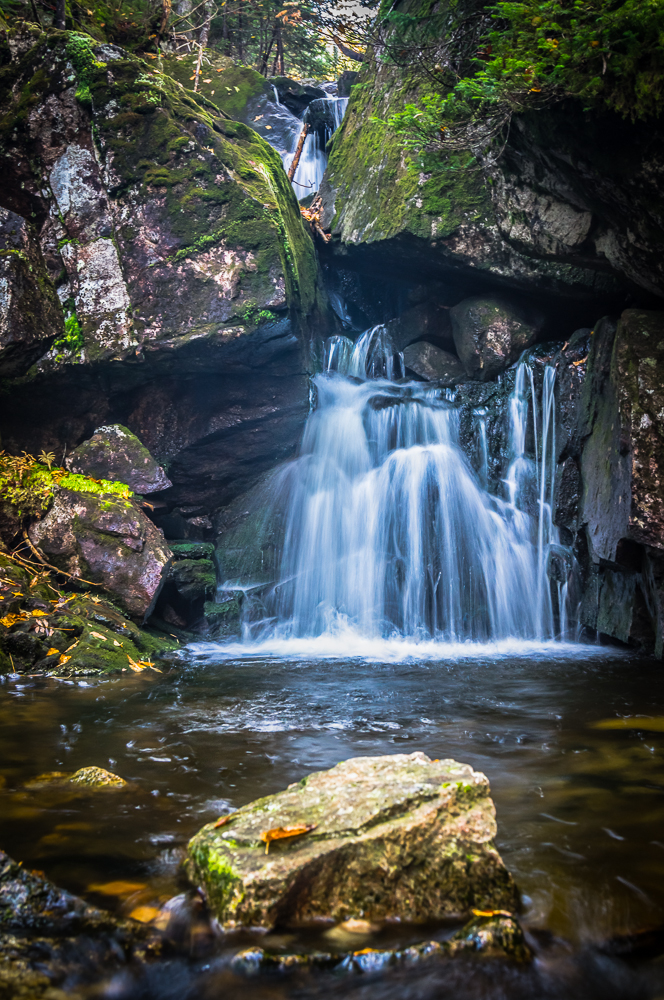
left=403, top=342, right=467, bottom=385
left=450, top=297, right=541, bottom=381
left=29, top=487, right=172, bottom=620
left=66, top=425, right=171, bottom=495
left=186, top=752, right=518, bottom=929
left=68, top=766, right=127, bottom=788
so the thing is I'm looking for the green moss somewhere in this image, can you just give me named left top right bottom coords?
left=161, top=53, right=264, bottom=120
left=325, top=48, right=491, bottom=244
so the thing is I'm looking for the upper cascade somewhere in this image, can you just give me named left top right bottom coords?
left=242, top=329, right=571, bottom=644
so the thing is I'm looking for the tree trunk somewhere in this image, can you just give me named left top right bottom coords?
left=258, top=22, right=278, bottom=76
left=288, top=123, right=310, bottom=181
left=156, top=0, right=172, bottom=49
left=54, top=0, right=66, bottom=29
left=193, top=2, right=211, bottom=91
left=277, top=21, right=284, bottom=75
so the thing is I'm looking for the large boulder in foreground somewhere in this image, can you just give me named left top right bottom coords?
left=29, top=488, right=172, bottom=620
left=450, top=297, right=541, bottom=381
left=186, top=752, right=518, bottom=929
left=66, top=424, right=172, bottom=494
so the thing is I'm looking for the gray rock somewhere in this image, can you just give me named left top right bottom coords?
left=385, top=301, right=453, bottom=353
left=450, top=297, right=541, bottom=381
left=403, top=342, right=467, bottom=385
left=186, top=752, right=518, bottom=929
left=66, top=424, right=172, bottom=494
left=29, top=488, right=172, bottom=620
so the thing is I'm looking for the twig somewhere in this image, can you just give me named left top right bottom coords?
left=11, top=538, right=102, bottom=587
left=288, top=123, right=310, bottom=181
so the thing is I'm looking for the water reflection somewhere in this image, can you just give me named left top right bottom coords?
left=1, top=649, right=664, bottom=995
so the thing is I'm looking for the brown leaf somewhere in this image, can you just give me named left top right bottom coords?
left=260, top=823, right=317, bottom=854
left=90, top=631, right=107, bottom=641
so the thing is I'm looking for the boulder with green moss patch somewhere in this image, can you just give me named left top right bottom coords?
left=28, top=487, right=172, bottom=620
left=186, top=752, right=519, bottom=930
left=66, top=424, right=171, bottom=494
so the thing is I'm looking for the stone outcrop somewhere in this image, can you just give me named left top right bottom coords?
left=66, top=424, right=172, bottom=494
left=450, top=297, right=541, bottom=381
left=29, top=487, right=172, bottom=619
left=0, top=23, right=322, bottom=532
left=403, top=342, right=466, bottom=384
left=186, top=752, right=518, bottom=929
left=0, top=207, right=63, bottom=376
left=319, top=0, right=664, bottom=304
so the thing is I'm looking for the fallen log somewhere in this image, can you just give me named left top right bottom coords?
left=288, top=123, right=310, bottom=181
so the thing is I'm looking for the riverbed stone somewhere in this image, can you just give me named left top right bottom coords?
left=450, top=297, right=541, bottom=381
left=29, top=487, right=172, bottom=620
left=403, top=342, right=467, bottom=385
left=66, top=425, right=171, bottom=495
left=186, top=752, right=518, bottom=929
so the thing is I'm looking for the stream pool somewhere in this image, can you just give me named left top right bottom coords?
left=2, top=641, right=664, bottom=998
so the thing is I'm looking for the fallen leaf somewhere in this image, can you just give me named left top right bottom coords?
left=126, top=654, right=145, bottom=672
left=203, top=78, right=212, bottom=83
left=31, top=609, right=49, bottom=617
left=88, top=880, right=146, bottom=897
left=260, top=823, right=317, bottom=854
left=572, top=355, right=588, bottom=366
left=113, top=639, right=123, bottom=647
left=90, top=631, right=107, bottom=641
left=129, top=905, right=160, bottom=923
left=58, top=654, right=71, bottom=665
left=46, top=647, right=60, bottom=656
left=471, top=909, right=513, bottom=917
left=213, top=812, right=236, bottom=828
left=65, top=641, right=79, bottom=652
left=265, top=124, right=272, bottom=129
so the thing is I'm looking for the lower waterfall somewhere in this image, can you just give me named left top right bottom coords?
left=227, top=330, right=577, bottom=653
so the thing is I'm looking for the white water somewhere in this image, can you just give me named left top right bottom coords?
left=276, top=95, right=349, bottom=198
left=230, top=332, right=577, bottom=653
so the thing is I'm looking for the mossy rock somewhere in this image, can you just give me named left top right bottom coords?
left=186, top=752, right=519, bottom=929
left=170, top=540, right=216, bottom=560
left=172, top=558, right=216, bottom=601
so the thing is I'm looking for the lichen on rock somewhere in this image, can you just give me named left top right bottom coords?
left=186, top=751, right=519, bottom=929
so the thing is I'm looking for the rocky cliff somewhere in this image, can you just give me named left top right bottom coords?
left=0, top=22, right=323, bottom=532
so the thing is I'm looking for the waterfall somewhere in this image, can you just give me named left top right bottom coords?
left=236, top=334, right=576, bottom=647
left=279, top=95, right=350, bottom=199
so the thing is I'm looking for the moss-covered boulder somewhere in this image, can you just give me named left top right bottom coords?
left=172, top=557, right=216, bottom=601
left=66, top=424, right=172, bottom=494
left=320, top=0, right=664, bottom=301
left=0, top=26, right=319, bottom=367
left=186, top=752, right=519, bottom=930
left=0, top=553, right=177, bottom=674
left=28, top=487, right=172, bottom=619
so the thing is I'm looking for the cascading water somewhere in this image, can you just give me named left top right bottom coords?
left=235, top=332, right=576, bottom=650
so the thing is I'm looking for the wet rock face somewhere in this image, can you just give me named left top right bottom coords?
left=0, top=207, right=63, bottom=376
left=66, top=424, right=172, bottom=494
left=450, top=297, right=541, bottom=381
left=0, top=848, right=151, bottom=998
left=0, top=25, right=320, bottom=527
left=29, top=488, right=172, bottom=620
left=186, top=752, right=519, bottom=929
left=403, top=342, right=466, bottom=385
left=321, top=1, right=664, bottom=302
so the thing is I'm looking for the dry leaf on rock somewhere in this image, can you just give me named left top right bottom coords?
left=260, top=823, right=317, bottom=854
